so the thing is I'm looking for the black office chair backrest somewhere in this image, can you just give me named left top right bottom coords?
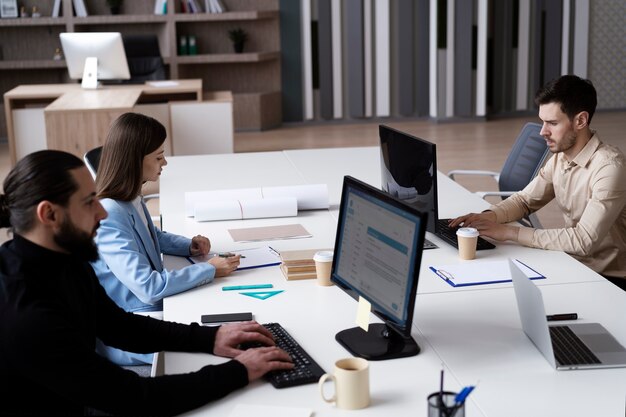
left=84, top=146, right=102, bottom=179
left=122, top=34, right=166, bottom=83
left=498, top=122, right=548, bottom=197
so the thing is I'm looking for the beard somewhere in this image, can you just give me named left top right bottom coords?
left=53, top=217, right=100, bottom=262
left=549, top=130, right=578, bottom=154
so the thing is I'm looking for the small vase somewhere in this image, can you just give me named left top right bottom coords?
left=233, top=41, right=245, bottom=53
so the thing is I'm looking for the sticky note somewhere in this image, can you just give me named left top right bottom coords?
left=356, top=296, right=371, bottom=331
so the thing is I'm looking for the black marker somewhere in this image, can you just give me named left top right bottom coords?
left=546, top=313, right=578, bottom=321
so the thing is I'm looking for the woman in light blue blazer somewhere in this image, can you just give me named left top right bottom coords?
left=91, top=112, right=240, bottom=365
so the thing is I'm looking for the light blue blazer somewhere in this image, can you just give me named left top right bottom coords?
left=91, top=198, right=215, bottom=314
left=91, top=198, right=215, bottom=365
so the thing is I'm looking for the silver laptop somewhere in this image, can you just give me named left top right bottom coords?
left=509, top=259, right=626, bottom=370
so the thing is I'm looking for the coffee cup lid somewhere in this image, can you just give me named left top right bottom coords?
left=456, top=227, right=479, bottom=237
left=313, top=250, right=334, bottom=262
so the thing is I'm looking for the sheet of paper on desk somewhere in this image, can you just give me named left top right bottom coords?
left=147, top=80, right=180, bottom=87
left=430, top=258, right=545, bottom=287
left=228, top=404, right=312, bottom=417
left=228, top=224, right=312, bottom=242
left=188, top=246, right=281, bottom=270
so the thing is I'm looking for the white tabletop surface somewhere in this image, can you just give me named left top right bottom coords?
left=159, top=147, right=625, bottom=417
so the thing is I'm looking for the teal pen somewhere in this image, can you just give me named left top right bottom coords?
left=222, top=284, right=273, bottom=291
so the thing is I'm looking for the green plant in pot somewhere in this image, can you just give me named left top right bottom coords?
left=228, top=27, right=248, bottom=53
left=106, top=0, right=123, bottom=15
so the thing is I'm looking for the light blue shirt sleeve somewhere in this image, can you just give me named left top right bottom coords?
left=92, top=199, right=215, bottom=312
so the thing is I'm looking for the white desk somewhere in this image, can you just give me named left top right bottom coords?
left=160, top=147, right=624, bottom=417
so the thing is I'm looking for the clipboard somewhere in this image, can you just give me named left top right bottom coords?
left=188, top=246, right=281, bottom=270
left=430, top=259, right=545, bottom=287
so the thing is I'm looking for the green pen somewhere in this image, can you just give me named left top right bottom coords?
left=222, top=284, right=273, bottom=291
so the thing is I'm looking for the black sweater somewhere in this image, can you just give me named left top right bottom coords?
left=0, top=235, right=248, bottom=416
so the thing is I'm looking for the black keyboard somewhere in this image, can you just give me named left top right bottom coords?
left=549, top=325, right=601, bottom=366
left=247, top=322, right=325, bottom=388
left=436, top=218, right=496, bottom=250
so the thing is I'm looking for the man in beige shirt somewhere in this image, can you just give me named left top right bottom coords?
left=450, top=75, right=626, bottom=288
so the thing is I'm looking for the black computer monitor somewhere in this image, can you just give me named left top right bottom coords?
left=379, top=124, right=438, bottom=234
left=331, top=175, right=427, bottom=360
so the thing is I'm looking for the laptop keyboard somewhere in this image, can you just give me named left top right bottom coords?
left=549, top=325, right=601, bottom=366
left=243, top=322, right=325, bottom=388
left=436, top=218, right=496, bottom=250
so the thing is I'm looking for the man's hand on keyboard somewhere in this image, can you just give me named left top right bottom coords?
left=448, top=211, right=497, bottom=229
left=234, top=346, right=295, bottom=382
left=450, top=211, right=519, bottom=242
left=213, top=321, right=276, bottom=358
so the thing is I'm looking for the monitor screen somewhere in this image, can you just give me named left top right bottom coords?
left=379, top=124, right=438, bottom=234
left=60, top=32, right=130, bottom=88
left=331, top=175, right=427, bottom=360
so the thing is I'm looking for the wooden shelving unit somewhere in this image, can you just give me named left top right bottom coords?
left=0, top=0, right=280, bottom=137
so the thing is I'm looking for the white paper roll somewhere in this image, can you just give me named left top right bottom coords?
left=262, top=184, right=329, bottom=210
left=194, top=200, right=242, bottom=222
left=241, top=197, right=298, bottom=219
left=194, top=197, right=298, bottom=222
left=185, top=188, right=262, bottom=217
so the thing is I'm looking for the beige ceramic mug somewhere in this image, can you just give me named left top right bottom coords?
left=319, top=357, right=370, bottom=410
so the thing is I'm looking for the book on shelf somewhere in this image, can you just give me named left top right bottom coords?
left=72, top=0, right=88, bottom=17
left=187, top=0, right=202, bottom=13
left=204, top=0, right=226, bottom=13
left=212, top=0, right=226, bottom=13
left=52, top=0, right=62, bottom=17
left=154, top=0, right=167, bottom=15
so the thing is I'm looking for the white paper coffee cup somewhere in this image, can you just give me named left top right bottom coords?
left=313, top=250, right=334, bottom=286
left=456, top=227, right=479, bottom=260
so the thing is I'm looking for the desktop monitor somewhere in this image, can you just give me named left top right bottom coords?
left=60, top=32, right=131, bottom=89
left=379, top=124, right=438, bottom=234
left=331, top=175, right=427, bottom=360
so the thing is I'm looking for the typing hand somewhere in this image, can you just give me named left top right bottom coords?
left=448, top=211, right=496, bottom=229
left=234, top=346, right=294, bottom=382
left=190, top=235, right=211, bottom=256
left=208, top=255, right=241, bottom=277
left=213, top=321, right=275, bottom=358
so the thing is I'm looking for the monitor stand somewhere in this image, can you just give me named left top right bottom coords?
left=81, top=57, right=99, bottom=89
left=335, top=323, right=420, bottom=361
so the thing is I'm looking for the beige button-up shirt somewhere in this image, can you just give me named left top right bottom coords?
left=489, top=133, right=626, bottom=278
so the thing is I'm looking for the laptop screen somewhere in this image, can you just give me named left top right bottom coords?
left=379, top=124, right=438, bottom=233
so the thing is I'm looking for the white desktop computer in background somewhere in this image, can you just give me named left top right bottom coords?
left=60, top=32, right=130, bottom=89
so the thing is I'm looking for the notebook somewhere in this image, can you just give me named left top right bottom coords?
left=509, top=259, right=626, bottom=370
left=378, top=124, right=495, bottom=251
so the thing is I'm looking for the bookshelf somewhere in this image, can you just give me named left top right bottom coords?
left=0, top=0, right=280, bottom=137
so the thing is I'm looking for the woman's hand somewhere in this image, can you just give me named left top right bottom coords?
left=208, top=255, right=241, bottom=277
left=190, top=235, right=211, bottom=256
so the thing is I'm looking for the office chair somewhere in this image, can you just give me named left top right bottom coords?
left=447, top=122, right=549, bottom=227
left=83, top=146, right=160, bottom=221
left=121, top=34, right=166, bottom=83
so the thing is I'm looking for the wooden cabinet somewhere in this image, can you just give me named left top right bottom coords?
left=0, top=0, right=280, bottom=138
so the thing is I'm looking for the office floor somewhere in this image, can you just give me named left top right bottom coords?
left=0, top=110, right=624, bottom=244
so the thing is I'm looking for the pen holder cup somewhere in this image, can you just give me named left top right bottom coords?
left=427, top=391, right=465, bottom=417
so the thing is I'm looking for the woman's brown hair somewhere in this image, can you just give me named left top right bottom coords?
left=96, top=112, right=166, bottom=201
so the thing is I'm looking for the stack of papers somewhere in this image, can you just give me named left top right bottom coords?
left=430, top=259, right=545, bottom=287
